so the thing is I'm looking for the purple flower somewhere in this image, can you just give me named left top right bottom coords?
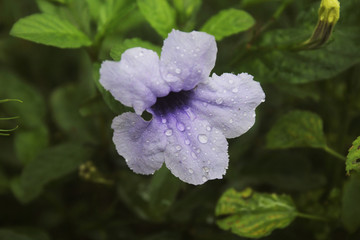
left=100, top=30, right=265, bottom=185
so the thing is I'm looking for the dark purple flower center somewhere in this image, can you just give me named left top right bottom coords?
left=150, top=90, right=193, bottom=116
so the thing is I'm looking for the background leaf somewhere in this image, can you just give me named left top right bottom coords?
left=266, top=110, right=327, bottom=149
left=346, top=136, right=360, bottom=175
left=215, top=188, right=297, bottom=238
left=341, top=173, right=360, bottom=233
left=137, top=0, right=176, bottom=38
left=110, top=38, right=161, bottom=61
left=10, top=13, right=92, bottom=48
left=201, top=8, right=255, bottom=41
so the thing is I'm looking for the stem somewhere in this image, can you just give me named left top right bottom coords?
left=0, top=99, right=23, bottom=104
left=323, top=145, right=346, bottom=161
left=0, top=116, right=19, bottom=121
left=297, top=212, right=329, bottom=222
left=0, top=125, right=19, bottom=132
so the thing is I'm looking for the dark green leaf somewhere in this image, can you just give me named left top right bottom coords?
left=0, top=229, right=32, bottom=240
left=14, top=126, right=49, bottom=165
left=10, top=13, right=92, bottom=48
left=15, top=142, right=91, bottom=203
left=346, top=136, right=360, bottom=175
left=0, top=168, right=9, bottom=194
left=137, top=0, right=176, bottom=38
left=110, top=38, right=161, bottom=61
left=266, top=110, right=327, bottom=149
left=201, top=8, right=255, bottom=41
left=215, top=188, right=297, bottom=238
left=341, top=173, right=360, bottom=233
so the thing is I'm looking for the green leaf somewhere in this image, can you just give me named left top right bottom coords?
left=137, top=0, right=176, bottom=38
left=240, top=27, right=360, bottom=83
left=14, top=126, right=49, bottom=165
left=266, top=110, right=327, bottom=149
left=10, top=13, right=92, bottom=48
left=0, top=230, right=32, bottom=240
left=201, top=8, right=255, bottom=41
left=341, top=173, right=360, bottom=233
left=173, top=0, right=202, bottom=19
left=14, top=142, right=91, bottom=203
left=0, top=71, right=46, bottom=128
left=147, top=166, right=182, bottom=221
left=93, top=63, right=131, bottom=114
left=110, top=38, right=161, bottom=61
left=50, top=83, right=95, bottom=142
left=346, top=136, right=360, bottom=175
left=215, top=188, right=297, bottom=238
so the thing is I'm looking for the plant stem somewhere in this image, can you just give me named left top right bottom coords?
left=0, top=99, right=23, bottom=104
left=297, top=212, right=329, bottom=222
left=323, top=145, right=346, bottom=161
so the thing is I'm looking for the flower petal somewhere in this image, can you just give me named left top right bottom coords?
left=160, top=30, right=217, bottom=92
left=111, top=112, right=167, bottom=174
left=190, top=73, right=265, bottom=138
left=100, top=47, right=171, bottom=115
left=157, top=110, right=228, bottom=185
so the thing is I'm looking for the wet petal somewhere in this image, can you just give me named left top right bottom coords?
left=190, top=73, right=265, bottom=138
left=100, top=47, right=170, bottom=115
left=160, top=30, right=217, bottom=92
left=158, top=110, right=229, bottom=185
left=111, top=112, right=167, bottom=174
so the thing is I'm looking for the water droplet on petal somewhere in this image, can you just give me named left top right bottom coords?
left=161, top=118, right=167, bottom=124
left=229, top=79, right=234, bottom=84
left=184, top=139, right=190, bottom=145
left=203, top=167, right=209, bottom=173
left=165, top=129, right=173, bottom=136
left=229, top=119, right=233, bottom=123
left=198, top=134, right=208, bottom=144
left=139, top=51, right=144, bottom=56
left=175, top=68, right=181, bottom=74
left=206, top=126, right=211, bottom=131
left=184, top=108, right=196, bottom=121
left=191, top=152, right=197, bottom=159
left=215, top=98, right=223, bottom=104
left=232, top=88, right=238, bottom=93
left=253, top=113, right=256, bottom=117
left=175, top=145, right=182, bottom=151
left=202, top=176, right=207, bottom=182
left=188, top=168, right=194, bottom=174
left=176, top=122, right=185, bottom=131
left=176, top=46, right=180, bottom=50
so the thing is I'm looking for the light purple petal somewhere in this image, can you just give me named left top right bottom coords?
left=157, top=110, right=228, bottom=185
left=111, top=112, right=167, bottom=174
left=189, top=73, right=265, bottom=138
left=160, top=30, right=217, bottom=92
left=100, top=47, right=171, bottom=115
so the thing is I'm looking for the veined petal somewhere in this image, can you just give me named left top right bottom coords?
left=100, top=47, right=171, bottom=115
left=111, top=112, right=167, bottom=174
left=190, top=73, right=265, bottom=138
left=160, top=30, right=217, bottom=92
left=157, top=110, right=228, bottom=185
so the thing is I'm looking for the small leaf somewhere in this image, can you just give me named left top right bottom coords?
left=10, top=13, right=92, bottom=48
left=137, top=0, right=176, bottom=38
left=346, top=136, right=360, bottom=175
left=15, top=142, right=91, bottom=203
left=110, top=38, right=161, bottom=61
left=215, top=188, right=297, bottom=238
left=201, top=8, right=255, bottom=41
left=341, top=173, right=360, bottom=232
left=266, top=110, right=327, bottom=149
left=14, top=126, right=49, bottom=165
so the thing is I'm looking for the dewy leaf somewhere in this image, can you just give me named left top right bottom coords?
left=110, top=38, right=161, bottom=61
left=137, top=0, right=176, bottom=38
left=201, top=8, right=255, bottom=41
left=266, top=110, right=327, bottom=149
left=341, top=173, right=360, bottom=233
left=215, top=188, right=297, bottom=238
left=10, top=13, right=92, bottom=48
left=16, top=142, right=91, bottom=203
left=346, top=136, right=360, bottom=175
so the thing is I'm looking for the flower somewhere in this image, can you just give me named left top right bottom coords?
left=100, top=30, right=265, bottom=185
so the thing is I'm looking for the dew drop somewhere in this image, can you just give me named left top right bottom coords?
left=202, top=176, right=207, bottom=182
left=206, top=126, right=211, bottom=131
left=229, top=119, right=233, bottom=123
left=188, top=168, right=194, bottom=174
left=229, top=79, right=234, bottom=84
left=203, top=167, right=209, bottom=173
left=161, top=118, right=167, bottom=124
left=165, top=129, right=173, bottom=136
left=215, top=98, right=223, bottom=104
left=175, top=145, right=182, bottom=151
left=176, top=46, right=180, bottom=50
left=232, top=88, right=238, bottom=93
left=139, top=51, right=144, bottom=56
left=184, top=108, right=196, bottom=121
left=191, top=152, right=197, bottom=159
left=175, top=68, right=181, bottom=74
left=176, top=122, right=185, bottom=131
left=184, top=139, right=190, bottom=145
left=253, top=113, right=256, bottom=117
left=198, top=134, right=208, bottom=144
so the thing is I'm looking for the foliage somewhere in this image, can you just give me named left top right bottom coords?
left=1, top=0, right=360, bottom=239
